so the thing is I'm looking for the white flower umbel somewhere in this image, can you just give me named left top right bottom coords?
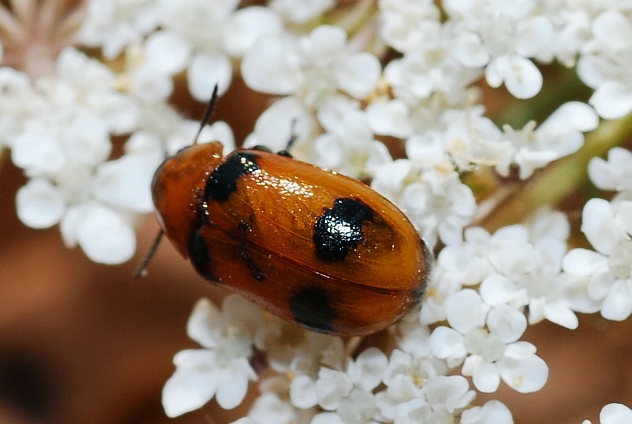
left=563, top=199, right=632, bottom=321
left=11, top=47, right=150, bottom=264
left=162, top=296, right=260, bottom=417
left=427, top=220, right=578, bottom=330
left=6, top=0, right=632, bottom=422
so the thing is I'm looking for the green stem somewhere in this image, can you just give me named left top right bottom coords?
left=483, top=112, right=632, bottom=230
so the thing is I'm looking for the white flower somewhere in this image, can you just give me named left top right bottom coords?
left=461, top=400, right=513, bottom=424
left=93, top=135, right=164, bottom=213
left=405, top=106, right=509, bottom=173
left=153, top=0, right=236, bottom=99
left=383, top=20, right=482, bottom=102
left=290, top=348, right=387, bottom=424
left=79, top=0, right=160, bottom=59
left=498, top=102, right=598, bottom=179
left=372, top=163, right=477, bottom=248
left=162, top=297, right=260, bottom=417
left=365, top=99, right=414, bottom=138
left=270, top=0, right=335, bottom=23
left=9, top=48, right=148, bottom=264
left=578, top=11, right=632, bottom=119
left=379, top=0, right=441, bottom=54
left=588, top=147, right=632, bottom=196
left=60, top=202, right=137, bottom=264
left=398, top=168, right=477, bottom=247
left=563, top=198, right=632, bottom=321
left=421, top=227, right=495, bottom=325
left=445, top=0, right=551, bottom=98
left=244, top=332, right=342, bottom=423
left=389, top=375, right=474, bottom=424
left=375, top=323, right=449, bottom=422
left=481, top=224, right=577, bottom=329
left=0, top=68, right=36, bottom=148
left=244, top=392, right=305, bottom=424
left=583, top=403, right=632, bottom=424
left=242, top=25, right=381, bottom=106
left=224, top=7, right=285, bottom=57
left=429, top=289, right=548, bottom=393
left=535, top=1, right=607, bottom=66
left=426, top=220, right=577, bottom=329
left=313, top=107, right=391, bottom=178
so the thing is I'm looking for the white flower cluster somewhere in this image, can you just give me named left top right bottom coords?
left=3, top=0, right=632, bottom=422
left=4, top=0, right=614, bottom=258
left=164, top=295, right=515, bottom=424
left=3, top=43, right=235, bottom=263
left=562, top=147, right=632, bottom=322
left=9, top=48, right=148, bottom=263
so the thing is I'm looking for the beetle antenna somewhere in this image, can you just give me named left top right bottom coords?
left=286, top=118, right=298, bottom=151
left=193, top=84, right=220, bottom=145
left=134, top=84, right=219, bottom=279
left=133, top=229, right=165, bottom=279
left=276, top=118, right=298, bottom=157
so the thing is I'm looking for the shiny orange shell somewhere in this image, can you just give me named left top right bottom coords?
left=152, top=141, right=431, bottom=335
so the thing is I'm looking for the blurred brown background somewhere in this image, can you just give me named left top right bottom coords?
left=1, top=82, right=632, bottom=424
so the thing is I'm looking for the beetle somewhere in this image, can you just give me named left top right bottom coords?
left=146, top=88, right=432, bottom=336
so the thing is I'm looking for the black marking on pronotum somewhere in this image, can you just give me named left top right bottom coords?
left=206, top=152, right=261, bottom=202
left=313, top=198, right=374, bottom=260
left=276, top=149, right=293, bottom=158
left=187, top=228, right=217, bottom=281
left=289, top=286, right=336, bottom=333
left=239, top=244, right=266, bottom=282
left=250, top=145, right=273, bottom=153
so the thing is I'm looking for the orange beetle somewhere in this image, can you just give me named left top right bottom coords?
left=149, top=95, right=432, bottom=336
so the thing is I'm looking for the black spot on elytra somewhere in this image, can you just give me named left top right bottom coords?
left=238, top=220, right=251, bottom=232
left=239, top=244, right=266, bottom=282
left=206, top=152, right=260, bottom=202
left=187, top=228, right=217, bottom=281
left=313, top=198, right=374, bottom=260
left=289, top=286, right=336, bottom=333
